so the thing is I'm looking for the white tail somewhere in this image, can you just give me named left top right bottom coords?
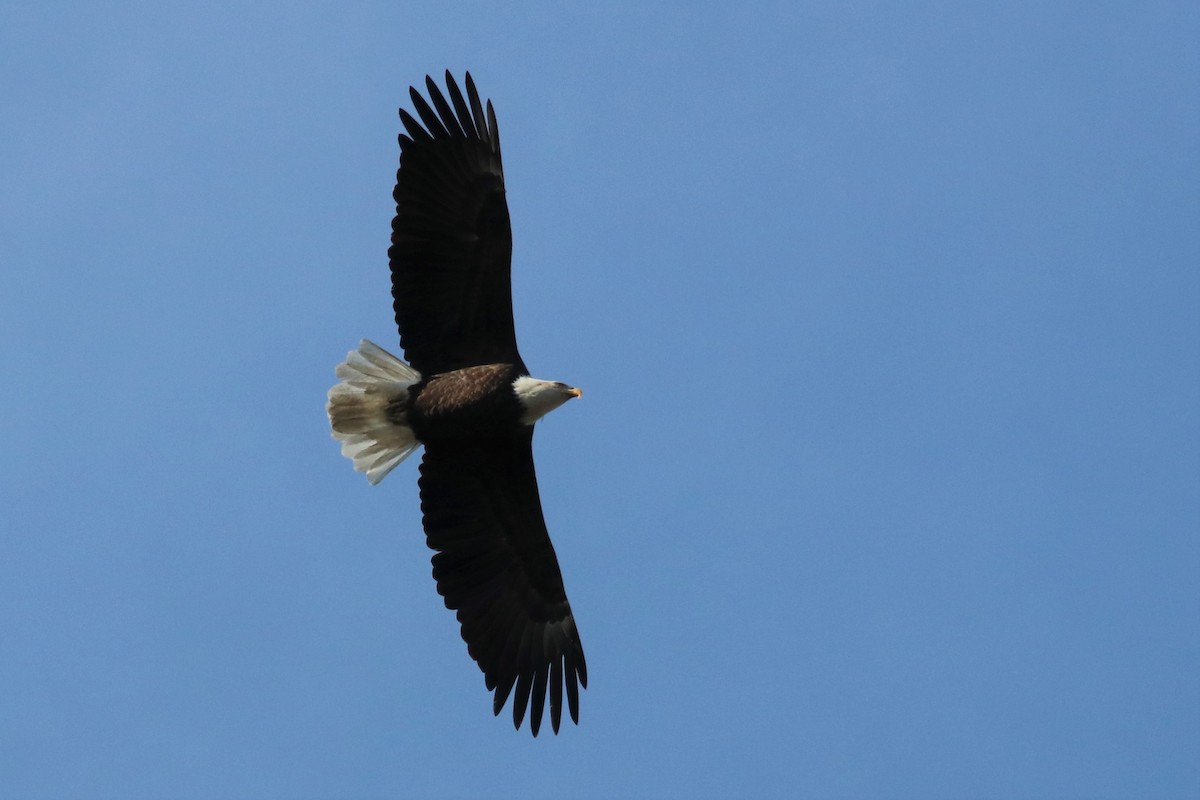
left=326, top=340, right=423, bottom=484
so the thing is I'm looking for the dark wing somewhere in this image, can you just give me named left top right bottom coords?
left=418, top=431, right=587, bottom=736
left=390, top=71, right=525, bottom=376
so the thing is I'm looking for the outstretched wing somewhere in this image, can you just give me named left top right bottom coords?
left=418, top=432, right=587, bottom=736
left=390, top=71, right=525, bottom=376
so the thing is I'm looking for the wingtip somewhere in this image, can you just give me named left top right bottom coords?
left=486, top=99, right=499, bottom=150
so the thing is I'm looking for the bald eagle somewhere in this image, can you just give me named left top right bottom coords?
left=326, top=72, right=586, bottom=737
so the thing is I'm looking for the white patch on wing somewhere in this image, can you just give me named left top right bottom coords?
left=327, top=340, right=423, bottom=484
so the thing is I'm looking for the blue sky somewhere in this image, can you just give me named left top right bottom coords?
left=2, top=3, right=1197, bottom=798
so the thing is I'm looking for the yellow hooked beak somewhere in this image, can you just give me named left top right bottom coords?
left=568, top=387, right=583, bottom=398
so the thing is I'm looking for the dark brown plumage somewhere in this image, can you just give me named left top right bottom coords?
left=391, top=73, right=522, bottom=376
left=327, top=71, right=585, bottom=737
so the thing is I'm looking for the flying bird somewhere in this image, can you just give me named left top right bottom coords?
left=326, top=72, right=586, bottom=736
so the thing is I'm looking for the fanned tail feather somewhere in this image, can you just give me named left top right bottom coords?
left=327, top=340, right=423, bottom=484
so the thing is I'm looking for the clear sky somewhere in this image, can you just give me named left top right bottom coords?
left=2, top=3, right=1197, bottom=798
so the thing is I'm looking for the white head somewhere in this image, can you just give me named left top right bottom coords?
left=512, top=376, right=582, bottom=425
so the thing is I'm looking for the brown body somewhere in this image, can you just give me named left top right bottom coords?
left=401, top=364, right=524, bottom=440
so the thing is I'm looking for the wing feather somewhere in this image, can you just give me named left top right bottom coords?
left=425, top=75, right=465, bottom=137
left=465, top=73, right=490, bottom=145
left=409, top=85, right=450, bottom=139
left=529, top=660, right=549, bottom=736
left=444, top=70, right=478, bottom=138
left=418, top=433, right=585, bottom=736
left=390, top=72, right=523, bottom=375
left=398, top=109, right=431, bottom=143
